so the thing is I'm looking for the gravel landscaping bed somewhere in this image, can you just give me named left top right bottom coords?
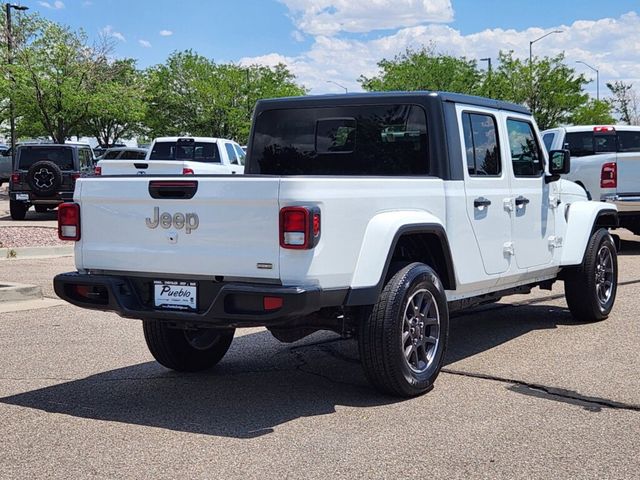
left=0, top=226, right=65, bottom=248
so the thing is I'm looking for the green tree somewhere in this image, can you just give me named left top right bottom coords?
left=607, top=81, right=639, bottom=125
left=11, top=19, right=110, bottom=143
left=144, top=51, right=305, bottom=143
left=359, top=47, right=482, bottom=94
left=85, top=59, right=146, bottom=146
left=570, top=99, right=615, bottom=125
left=489, top=51, right=588, bottom=130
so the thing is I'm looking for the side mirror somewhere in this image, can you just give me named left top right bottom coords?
left=549, top=149, right=570, bottom=175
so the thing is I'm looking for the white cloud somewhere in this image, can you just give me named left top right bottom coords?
left=38, top=0, right=65, bottom=9
left=139, top=39, right=152, bottom=48
left=280, top=0, right=454, bottom=36
left=291, top=30, right=305, bottom=42
left=241, top=11, right=640, bottom=96
left=101, top=25, right=125, bottom=42
left=159, top=30, right=173, bottom=37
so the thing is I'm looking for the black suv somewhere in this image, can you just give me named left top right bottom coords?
left=9, top=143, right=95, bottom=220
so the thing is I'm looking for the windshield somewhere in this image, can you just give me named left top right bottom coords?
left=18, top=146, right=74, bottom=170
left=149, top=141, right=220, bottom=163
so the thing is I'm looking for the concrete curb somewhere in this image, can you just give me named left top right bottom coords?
left=0, top=282, right=43, bottom=302
left=0, top=245, right=73, bottom=259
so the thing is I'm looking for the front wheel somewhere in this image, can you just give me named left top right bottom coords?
left=564, top=228, right=618, bottom=322
left=143, top=320, right=235, bottom=372
left=358, top=262, right=449, bottom=397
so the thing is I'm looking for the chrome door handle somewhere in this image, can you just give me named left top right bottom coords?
left=474, top=197, right=492, bottom=208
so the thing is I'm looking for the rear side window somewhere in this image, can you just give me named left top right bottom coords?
left=104, top=150, right=120, bottom=159
left=542, top=133, right=555, bottom=152
left=507, top=119, right=544, bottom=177
left=462, top=112, right=501, bottom=176
left=18, top=146, right=74, bottom=170
left=78, top=148, right=93, bottom=172
left=618, top=131, right=640, bottom=152
left=150, top=141, right=220, bottom=163
left=251, top=104, right=428, bottom=175
left=233, top=144, right=246, bottom=165
left=225, top=143, right=239, bottom=164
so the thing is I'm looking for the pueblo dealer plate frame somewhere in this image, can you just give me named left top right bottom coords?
left=153, top=280, right=197, bottom=311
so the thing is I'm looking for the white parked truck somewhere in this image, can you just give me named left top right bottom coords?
left=54, top=92, right=618, bottom=397
left=542, top=125, right=640, bottom=234
left=96, top=137, right=245, bottom=176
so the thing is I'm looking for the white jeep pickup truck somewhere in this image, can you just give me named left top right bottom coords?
left=54, top=92, right=619, bottom=397
left=542, top=125, right=640, bottom=234
left=96, top=137, right=245, bottom=176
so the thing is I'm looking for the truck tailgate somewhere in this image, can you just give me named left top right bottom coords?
left=76, top=176, right=281, bottom=279
left=99, top=160, right=183, bottom=175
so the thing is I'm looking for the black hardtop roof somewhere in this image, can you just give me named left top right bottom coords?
left=256, top=91, right=530, bottom=115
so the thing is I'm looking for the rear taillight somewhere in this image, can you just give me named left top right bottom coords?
left=58, top=203, right=81, bottom=241
left=11, top=173, right=20, bottom=184
left=279, top=206, right=321, bottom=250
left=601, top=162, right=617, bottom=189
left=183, top=168, right=194, bottom=175
left=94, top=166, right=102, bottom=176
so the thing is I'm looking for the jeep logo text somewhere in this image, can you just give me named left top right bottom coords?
left=145, top=207, right=199, bottom=234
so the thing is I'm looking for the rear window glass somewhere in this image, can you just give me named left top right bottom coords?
left=250, top=104, right=428, bottom=175
left=18, top=146, right=74, bottom=170
left=104, top=150, right=120, bottom=159
left=542, top=133, right=555, bottom=152
left=149, top=141, right=220, bottom=163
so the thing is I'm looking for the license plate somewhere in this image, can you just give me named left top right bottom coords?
left=16, top=193, right=29, bottom=201
left=154, top=280, right=197, bottom=311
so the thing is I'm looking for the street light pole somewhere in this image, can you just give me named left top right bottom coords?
left=480, top=57, right=492, bottom=71
left=326, top=80, right=348, bottom=93
left=4, top=3, right=29, bottom=164
left=528, top=30, right=562, bottom=115
left=576, top=60, right=600, bottom=102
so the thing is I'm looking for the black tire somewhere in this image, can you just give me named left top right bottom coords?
left=565, top=228, right=617, bottom=322
left=27, top=160, right=63, bottom=197
left=143, top=320, right=235, bottom=372
left=358, top=262, right=449, bottom=397
left=34, top=205, right=49, bottom=213
left=9, top=200, right=28, bottom=220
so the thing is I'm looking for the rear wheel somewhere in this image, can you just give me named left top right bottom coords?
left=565, top=228, right=617, bottom=322
left=358, top=262, right=449, bottom=397
left=143, top=320, right=235, bottom=372
left=9, top=200, right=28, bottom=220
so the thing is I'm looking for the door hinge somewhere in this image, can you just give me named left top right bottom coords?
left=549, top=196, right=561, bottom=208
left=503, top=198, right=514, bottom=212
left=548, top=236, right=563, bottom=249
left=503, top=242, right=515, bottom=256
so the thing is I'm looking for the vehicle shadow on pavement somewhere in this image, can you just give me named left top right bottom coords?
left=618, top=237, right=640, bottom=256
left=0, top=330, right=397, bottom=439
left=0, top=302, right=587, bottom=438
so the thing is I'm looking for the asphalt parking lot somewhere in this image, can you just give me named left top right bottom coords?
left=1, top=233, right=639, bottom=478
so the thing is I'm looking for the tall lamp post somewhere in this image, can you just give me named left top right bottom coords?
left=326, top=80, right=348, bottom=93
left=480, top=57, right=492, bottom=72
left=576, top=60, right=600, bottom=102
left=528, top=30, right=562, bottom=115
left=5, top=3, right=29, bottom=164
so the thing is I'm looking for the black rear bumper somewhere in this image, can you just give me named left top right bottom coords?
left=53, top=272, right=348, bottom=328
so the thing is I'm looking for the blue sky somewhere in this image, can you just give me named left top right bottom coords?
left=28, top=0, right=640, bottom=94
